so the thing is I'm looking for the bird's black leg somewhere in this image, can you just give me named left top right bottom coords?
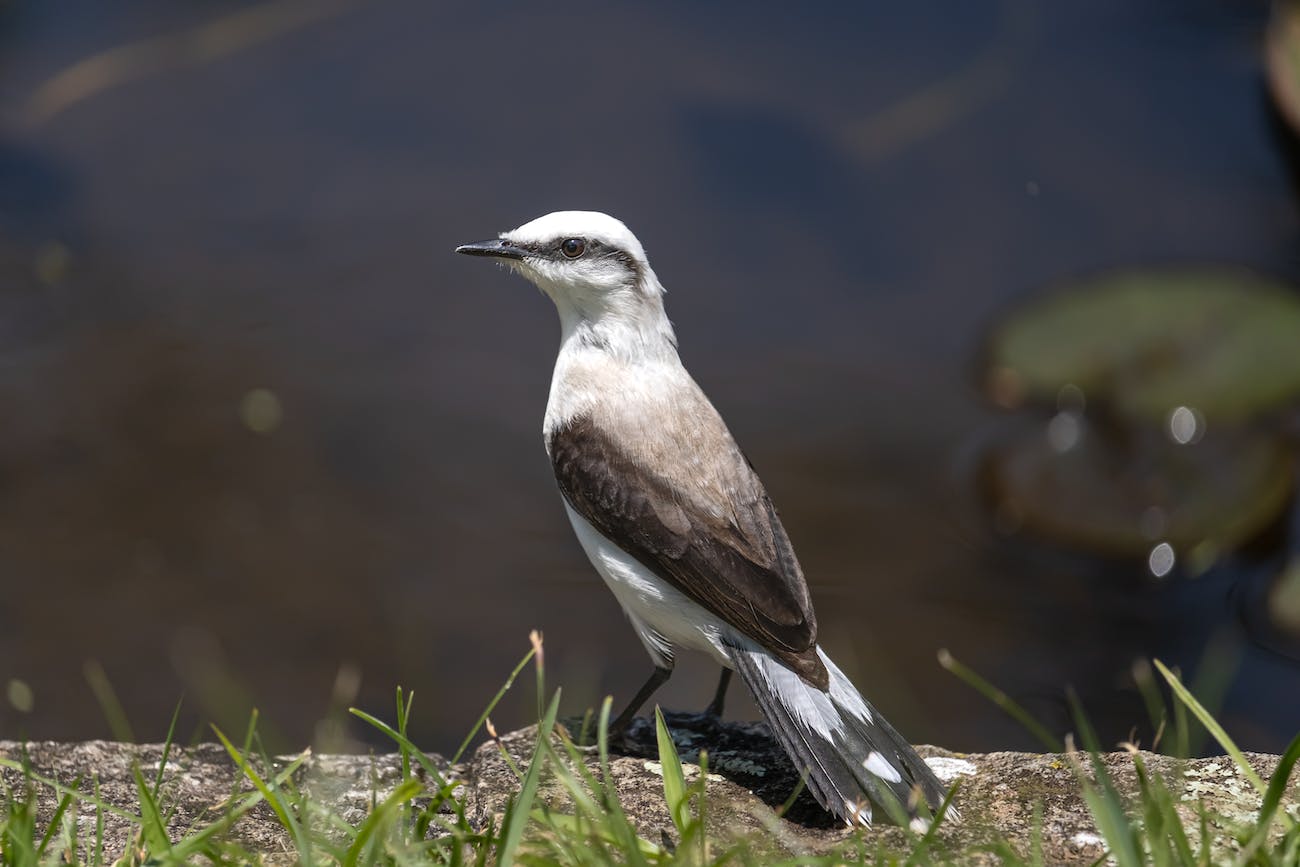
left=608, top=665, right=672, bottom=738
left=704, top=667, right=732, bottom=718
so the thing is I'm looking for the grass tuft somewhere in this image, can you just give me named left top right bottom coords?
left=0, top=639, right=1295, bottom=864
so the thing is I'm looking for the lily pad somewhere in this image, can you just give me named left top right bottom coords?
left=1267, top=0, right=1300, bottom=137
left=979, top=417, right=1293, bottom=560
left=986, top=269, right=1300, bottom=424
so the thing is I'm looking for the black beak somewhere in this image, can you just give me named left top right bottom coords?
left=455, top=239, right=528, bottom=260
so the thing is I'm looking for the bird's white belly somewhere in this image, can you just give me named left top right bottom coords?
left=563, top=503, right=737, bottom=670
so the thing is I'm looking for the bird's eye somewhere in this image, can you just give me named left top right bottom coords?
left=561, top=238, right=586, bottom=258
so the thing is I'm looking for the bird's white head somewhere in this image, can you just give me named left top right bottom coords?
left=457, top=211, right=676, bottom=358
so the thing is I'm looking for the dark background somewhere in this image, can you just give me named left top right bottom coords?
left=0, top=0, right=1297, bottom=756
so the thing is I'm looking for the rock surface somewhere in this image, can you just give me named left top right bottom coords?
left=1, top=714, right=1292, bottom=864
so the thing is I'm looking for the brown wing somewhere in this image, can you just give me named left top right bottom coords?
left=549, top=414, right=828, bottom=689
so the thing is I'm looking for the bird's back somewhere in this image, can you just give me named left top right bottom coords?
left=545, top=347, right=827, bottom=686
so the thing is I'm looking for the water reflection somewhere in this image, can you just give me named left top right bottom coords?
left=1045, top=410, right=1081, bottom=454
left=0, top=0, right=1297, bottom=757
left=1148, top=542, right=1176, bottom=579
left=1168, top=406, right=1203, bottom=446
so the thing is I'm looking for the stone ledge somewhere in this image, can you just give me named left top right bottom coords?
left=1, top=714, right=1290, bottom=864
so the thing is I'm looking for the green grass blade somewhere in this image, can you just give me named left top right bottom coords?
left=1029, top=799, right=1044, bottom=867
left=168, top=749, right=310, bottom=860
left=903, top=782, right=962, bottom=867
left=452, top=646, right=538, bottom=765
left=52, top=799, right=78, bottom=867
left=152, top=697, right=184, bottom=800
left=1129, top=749, right=1194, bottom=866
left=341, top=778, right=423, bottom=867
left=1183, top=633, right=1240, bottom=758
left=349, top=707, right=450, bottom=789
left=654, top=706, right=690, bottom=837
left=596, top=696, right=614, bottom=802
left=1197, top=801, right=1211, bottom=865
left=1130, top=659, right=1169, bottom=752
left=211, top=725, right=313, bottom=864
left=92, top=774, right=105, bottom=867
left=33, top=782, right=77, bottom=859
left=1078, top=784, right=1139, bottom=867
left=395, top=686, right=415, bottom=842
left=2, top=788, right=38, bottom=865
left=1172, top=679, right=1191, bottom=761
left=83, top=660, right=134, bottom=743
left=1260, top=731, right=1300, bottom=830
left=1067, top=694, right=1141, bottom=867
left=496, top=688, right=561, bottom=867
left=397, top=686, right=413, bottom=783
left=538, top=744, right=601, bottom=819
left=547, top=724, right=650, bottom=866
left=0, top=758, right=139, bottom=822
left=537, top=740, right=618, bottom=863
left=939, top=649, right=1064, bottom=751
left=539, top=811, right=662, bottom=859
left=691, top=748, right=708, bottom=863
left=592, top=697, right=650, bottom=863
left=1153, top=659, right=1268, bottom=796
left=241, top=707, right=258, bottom=755
left=549, top=726, right=607, bottom=806
left=1238, top=730, right=1300, bottom=860
left=132, top=764, right=172, bottom=857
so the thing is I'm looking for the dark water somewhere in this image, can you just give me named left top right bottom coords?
left=0, top=0, right=1297, bottom=756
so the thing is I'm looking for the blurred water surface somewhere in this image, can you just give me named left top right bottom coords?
left=0, top=0, right=1297, bottom=754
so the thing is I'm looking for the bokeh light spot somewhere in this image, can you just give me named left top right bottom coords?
left=1148, top=542, right=1176, bottom=578
left=6, top=678, right=34, bottom=713
left=34, top=241, right=70, bottom=285
left=240, top=388, right=283, bottom=434
left=1046, top=411, right=1081, bottom=453
left=1168, top=405, right=1203, bottom=445
left=1270, top=557, right=1300, bottom=634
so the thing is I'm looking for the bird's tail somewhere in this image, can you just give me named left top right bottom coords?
left=730, top=644, right=953, bottom=828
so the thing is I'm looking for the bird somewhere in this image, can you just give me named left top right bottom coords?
left=456, top=211, right=951, bottom=828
